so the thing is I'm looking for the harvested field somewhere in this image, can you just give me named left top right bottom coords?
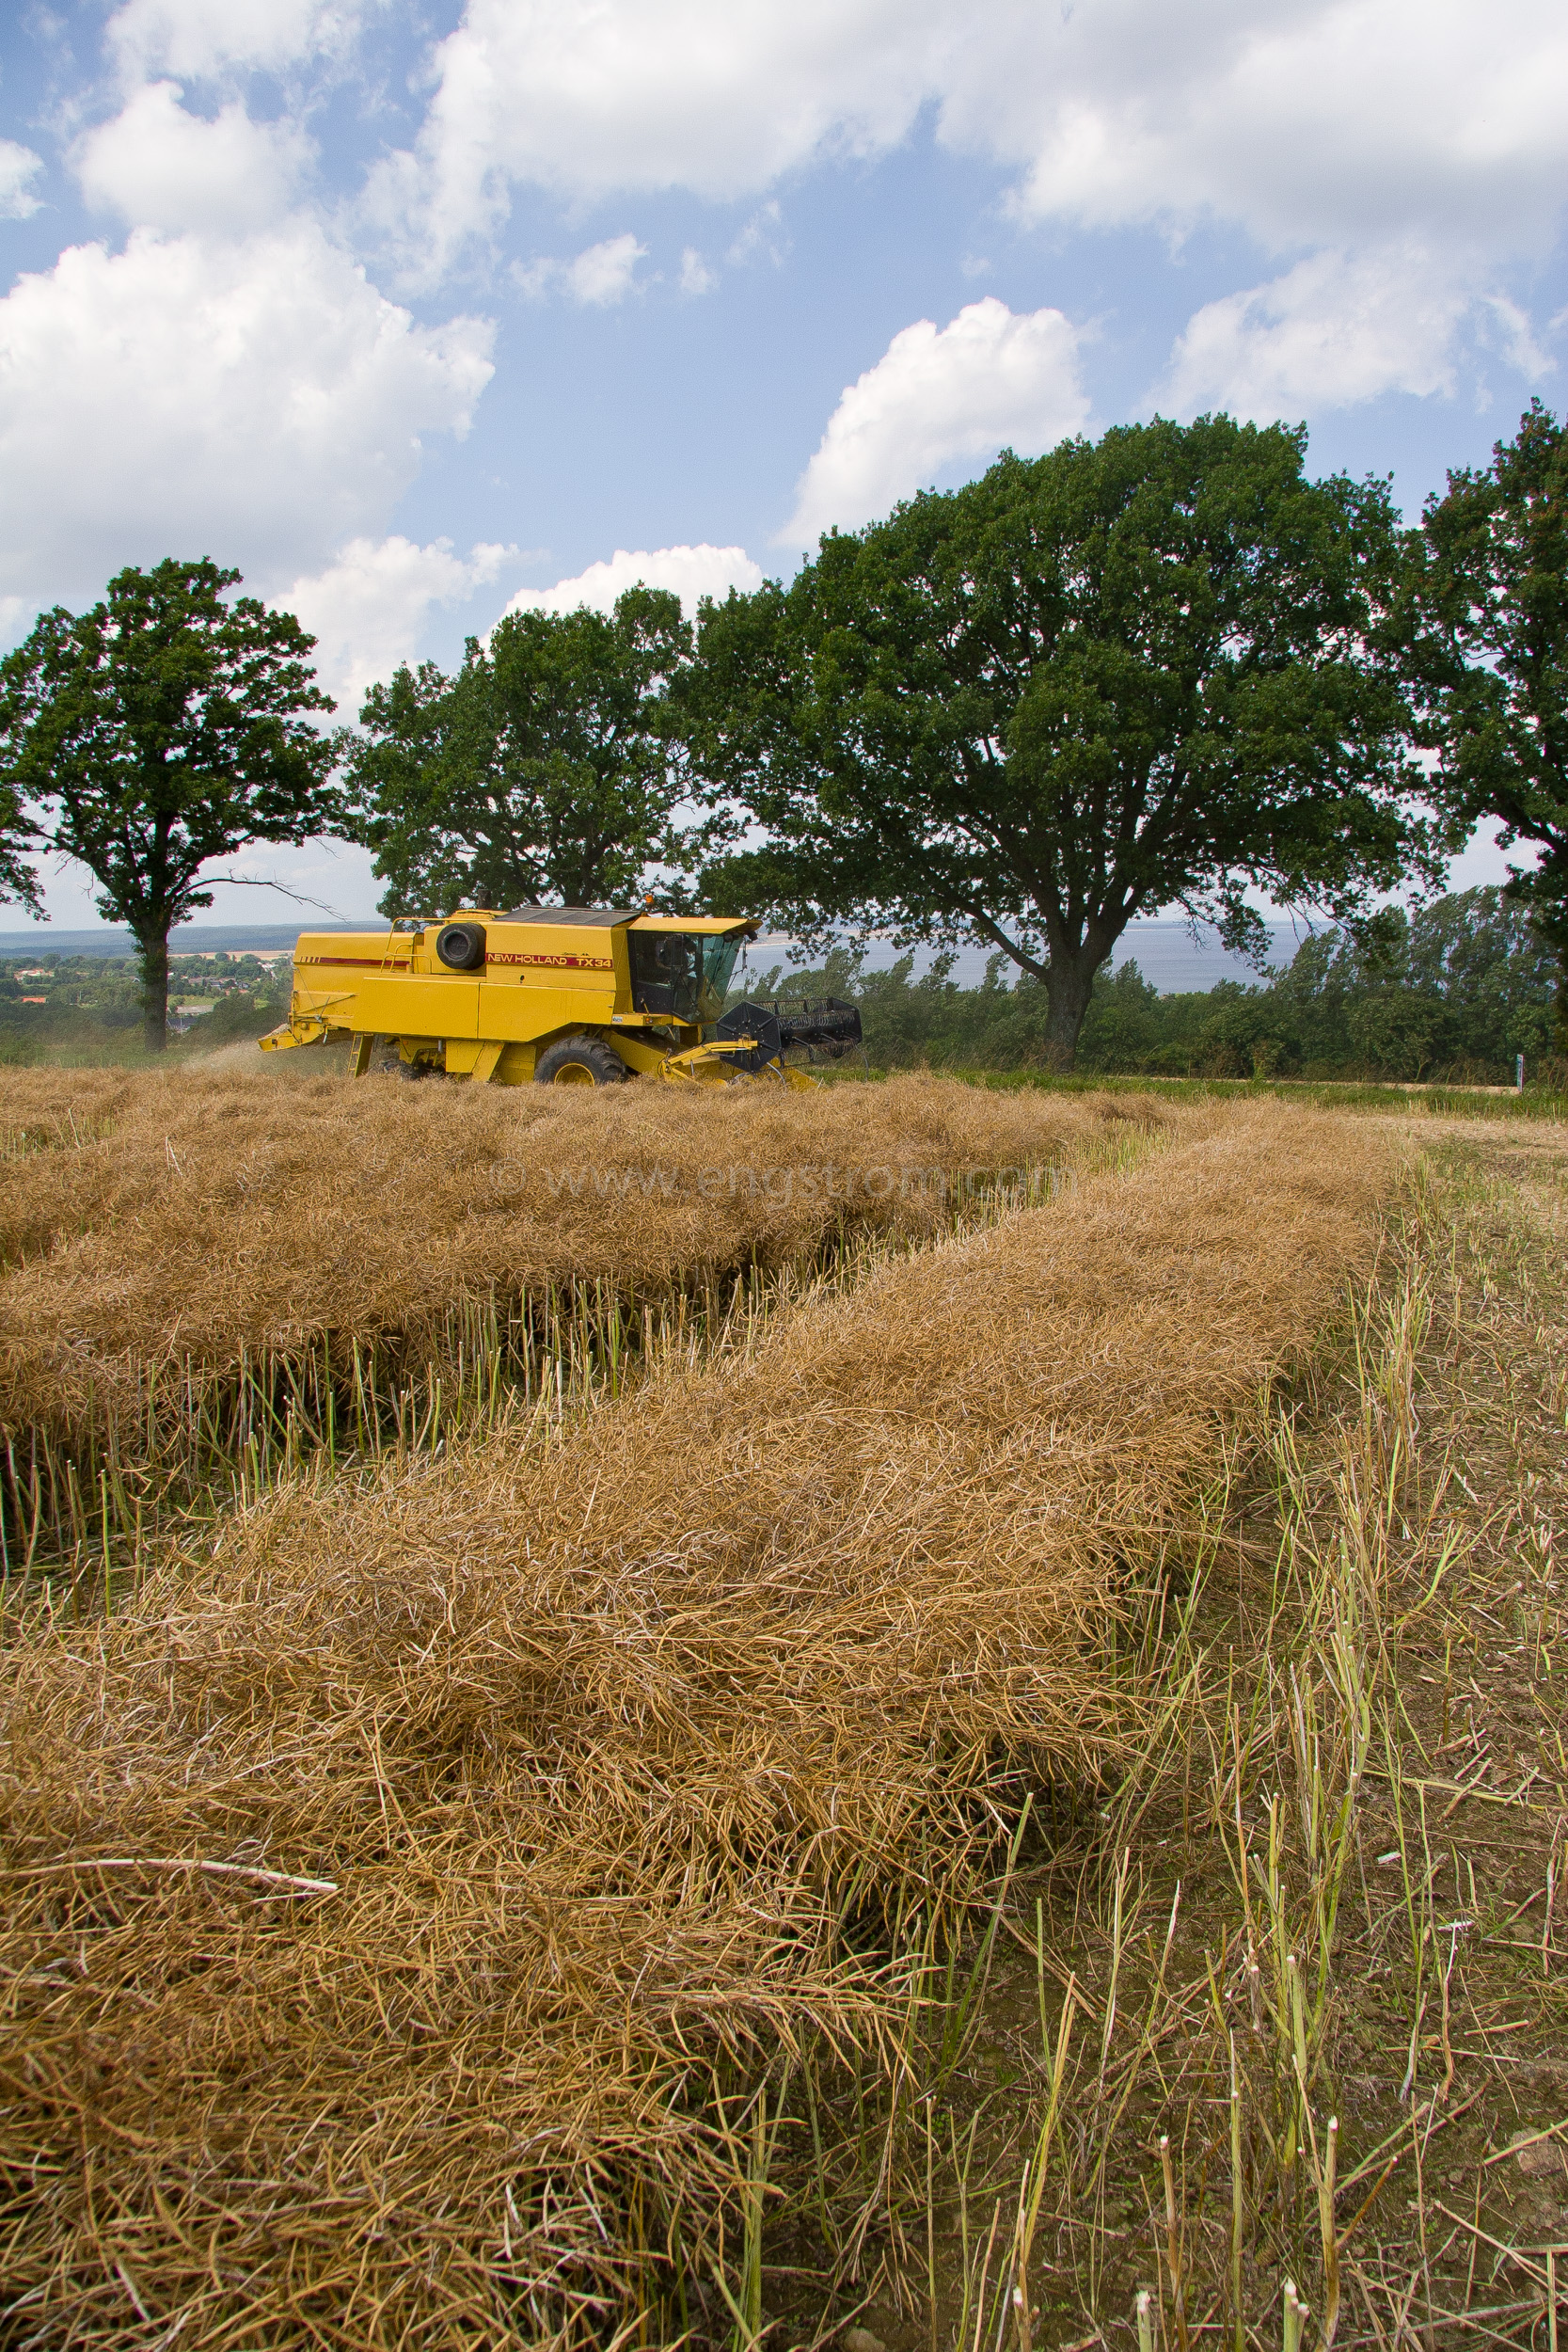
left=0, top=1103, right=1401, bottom=2346
left=812, top=1123, right=1568, bottom=2352
left=0, top=1064, right=1116, bottom=1314
left=0, top=1067, right=1150, bottom=1565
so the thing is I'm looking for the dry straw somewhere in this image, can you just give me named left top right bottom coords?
left=0, top=1066, right=1138, bottom=1445
left=0, top=1102, right=1401, bottom=2346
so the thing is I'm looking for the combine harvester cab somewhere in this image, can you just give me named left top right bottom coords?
left=259, top=904, right=862, bottom=1089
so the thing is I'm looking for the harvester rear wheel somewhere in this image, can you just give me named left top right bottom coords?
left=534, top=1036, right=628, bottom=1087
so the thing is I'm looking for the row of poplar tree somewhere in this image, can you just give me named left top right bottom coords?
left=0, top=404, right=1564, bottom=1067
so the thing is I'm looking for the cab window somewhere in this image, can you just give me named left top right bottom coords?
left=629, top=931, right=702, bottom=1022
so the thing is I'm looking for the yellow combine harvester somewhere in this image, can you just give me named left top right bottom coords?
left=260, top=903, right=862, bottom=1087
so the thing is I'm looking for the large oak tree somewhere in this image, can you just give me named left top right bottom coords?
left=339, top=587, right=702, bottom=915
left=0, top=560, right=335, bottom=1051
left=687, top=418, right=1432, bottom=1066
left=1406, top=400, right=1568, bottom=1048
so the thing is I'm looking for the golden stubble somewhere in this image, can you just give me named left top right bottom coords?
left=0, top=1099, right=1403, bottom=2346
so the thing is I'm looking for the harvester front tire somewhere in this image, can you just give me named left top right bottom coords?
left=534, top=1036, right=628, bottom=1087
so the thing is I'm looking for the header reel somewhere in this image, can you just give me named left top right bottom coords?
left=715, top=996, right=863, bottom=1074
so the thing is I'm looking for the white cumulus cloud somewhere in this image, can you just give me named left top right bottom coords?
left=1164, top=246, right=1477, bottom=418
left=74, top=82, right=312, bottom=233
left=0, top=141, right=44, bottom=221
left=566, top=232, right=647, bottom=306
left=514, top=232, right=648, bottom=306
left=679, top=246, right=717, bottom=296
left=726, top=200, right=789, bottom=269
left=502, top=544, right=764, bottom=622
left=362, top=0, right=933, bottom=276
left=106, top=0, right=363, bottom=81
left=363, top=0, right=1568, bottom=289
left=357, top=0, right=1564, bottom=409
left=0, top=223, right=494, bottom=608
left=782, top=297, right=1088, bottom=548
left=284, top=534, right=512, bottom=713
left=981, top=0, right=1568, bottom=255
left=1483, top=297, right=1553, bottom=381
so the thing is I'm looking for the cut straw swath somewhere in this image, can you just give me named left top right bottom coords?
left=0, top=1101, right=1402, bottom=2347
left=0, top=1069, right=1172, bottom=1564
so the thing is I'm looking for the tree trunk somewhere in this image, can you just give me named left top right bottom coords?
left=137, top=929, right=170, bottom=1054
left=1042, top=957, right=1098, bottom=1073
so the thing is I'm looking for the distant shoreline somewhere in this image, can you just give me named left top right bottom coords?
left=0, top=923, right=361, bottom=959
left=0, top=914, right=1309, bottom=993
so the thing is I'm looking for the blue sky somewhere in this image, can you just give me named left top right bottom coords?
left=1, top=0, right=1564, bottom=930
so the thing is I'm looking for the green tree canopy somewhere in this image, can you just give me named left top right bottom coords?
left=1259, top=892, right=1556, bottom=1079
left=686, top=418, right=1433, bottom=1065
left=0, top=559, right=335, bottom=1051
left=0, top=780, right=40, bottom=919
left=760, top=886, right=1551, bottom=1082
left=1407, top=399, right=1568, bottom=1043
left=339, top=587, right=702, bottom=916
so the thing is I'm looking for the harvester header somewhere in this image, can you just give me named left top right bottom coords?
left=260, top=903, right=862, bottom=1089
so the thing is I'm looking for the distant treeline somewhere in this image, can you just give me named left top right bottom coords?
left=5, top=409, right=1568, bottom=1071
left=756, top=887, right=1557, bottom=1083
